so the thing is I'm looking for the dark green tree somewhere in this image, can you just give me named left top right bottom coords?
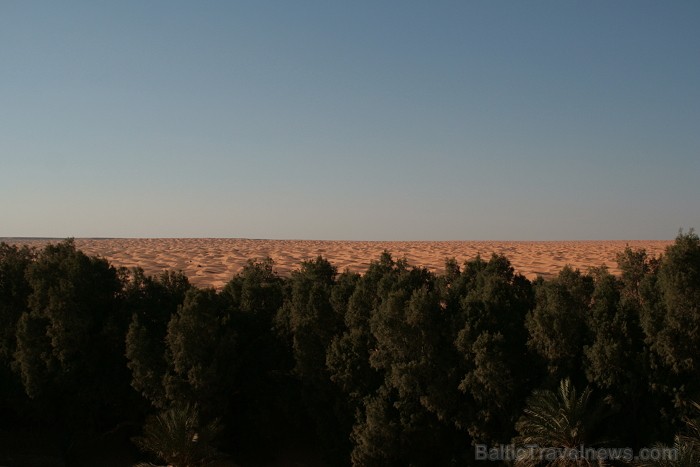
left=452, top=254, right=535, bottom=445
left=328, top=252, right=431, bottom=405
left=639, top=231, right=700, bottom=427
left=354, top=281, right=468, bottom=466
left=276, top=256, right=341, bottom=381
left=339, top=253, right=471, bottom=464
left=221, top=258, right=288, bottom=455
left=224, top=257, right=283, bottom=321
left=274, top=256, right=352, bottom=462
left=526, top=266, right=594, bottom=387
left=12, top=239, right=129, bottom=434
left=125, top=268, right=191, bottom=408
left=583, top=266, right=661, bottom=447
left=0, top=243, right=34, bottom=365
left=163, top=288, right=238, bottom=420
left=0, top=243, right=35, bottom=420
left=326, top=272, right=384, bottom=405
left=350, top=382, right=459, bottom=467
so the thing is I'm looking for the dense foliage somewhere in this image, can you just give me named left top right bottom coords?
left=1, top=233, right=699, bottom=466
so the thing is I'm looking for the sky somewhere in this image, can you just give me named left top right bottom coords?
left=1, top=1, right=699, bottom=240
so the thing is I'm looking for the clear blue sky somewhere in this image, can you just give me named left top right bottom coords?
left=2, top=1, right=698, bottom=240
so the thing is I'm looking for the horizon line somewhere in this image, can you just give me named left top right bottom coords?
left=0, top=236, right=676, bottom=243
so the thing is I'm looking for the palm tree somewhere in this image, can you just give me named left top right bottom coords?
left=634, top=437, right=698, bottom=467
left=636, top=401, right=700, bottom=467
left=132, top=404, right=222, bottom=467
left=513, top=378, right=606, bottom=466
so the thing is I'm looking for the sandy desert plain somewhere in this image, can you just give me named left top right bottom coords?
left=3, top=238, right=674, bottom=289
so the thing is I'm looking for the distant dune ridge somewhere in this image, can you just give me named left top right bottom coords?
left=2, top=238, right=673, bottom=289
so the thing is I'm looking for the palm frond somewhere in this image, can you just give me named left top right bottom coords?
left=514, top=378, right=605, bottom=466
left=132, top=404, right=222, bottom=467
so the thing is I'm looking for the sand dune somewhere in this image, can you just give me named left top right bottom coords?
left=3, top=238, right=673, bottom=289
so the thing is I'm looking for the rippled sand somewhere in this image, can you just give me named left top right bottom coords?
left=3, top=238, right=673, bottom=289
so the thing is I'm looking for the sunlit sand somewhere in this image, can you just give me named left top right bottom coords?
left=3, top=238, right=672, bottom=289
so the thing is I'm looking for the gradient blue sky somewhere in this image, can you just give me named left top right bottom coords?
left=2, top=1, right=698, bottom=240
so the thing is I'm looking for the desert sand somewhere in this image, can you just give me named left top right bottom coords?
left=3, top=238, right=673, bottom=290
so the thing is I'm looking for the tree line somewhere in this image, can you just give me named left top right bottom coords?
left=0, top=232, right=699, bottom=466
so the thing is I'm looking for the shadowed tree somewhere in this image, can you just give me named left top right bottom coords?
left=0, top=243, right=35, bottom=420
left=12, top=239, right=130, bottom=442
left=327, top=252, right=429, bottom=406
left=369, top=285, right=452, bottom=420
left=584, top=266, right=662, bottom=448
left=163, top=288, right=238, bottom=420
left=349, top=385, right=404, bottom=466
left=616, top=247, right=659, bottom=307
left=125, top=268, right=191, bottom=408
left=325, top=253, right=413, bottom=463
left=326, top=269, right=385, bottom=405
left=221, top=258, right=288, bottom=455
left=350, top=382, right=460, bottom=467
left=353, top=280, right=469, bottom=466
left=452, top=254, right=535, bottom=445
left=274, top=256, right=352, bottom=463
left=0, top=243, right=34, bottom=366
left=526, top=266, right=594, bottom=388
left=224, top=257, right=283, bottom=321
left=640, top=231, right=700, bottom=420
left=276, top=256, right=340, bottom=382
